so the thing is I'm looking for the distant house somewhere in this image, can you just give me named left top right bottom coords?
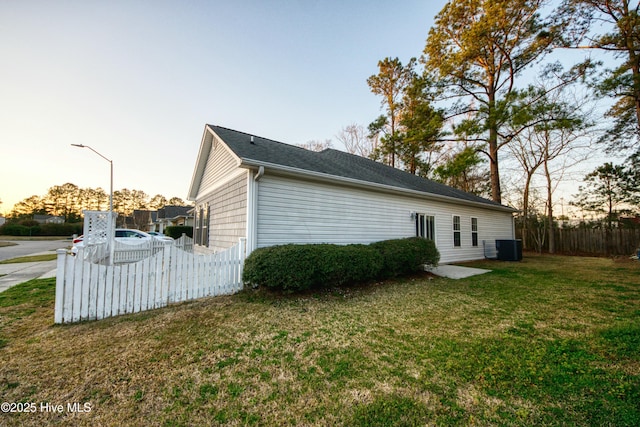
left=150, top=205, right=193, bottom=233
left=188, top=125, right=518, bottom=264
left=0, top=216, right=5, bottom=226
left=33, top=214, right=65, bottom=224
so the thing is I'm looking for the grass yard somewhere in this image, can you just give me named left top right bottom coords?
left=0, top=254, right=58, bottom=264
left=0, top=254, right=638, bottom=426
left=0, top=236, right=69, bottom=241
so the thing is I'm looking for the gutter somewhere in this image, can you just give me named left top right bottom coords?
left=239, top=159, right=518, bottom=213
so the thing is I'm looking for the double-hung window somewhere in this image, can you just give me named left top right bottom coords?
left=471, top=217, right=478, bottom=247
left=195, top=203, right=210, bottom=247
left=202, top=203, right=209, bottom=247
left=415, top=213, right=435, bottom=241
left=453, top=215, right=461, bottom=247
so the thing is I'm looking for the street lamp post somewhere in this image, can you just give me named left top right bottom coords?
left=71, top=144, right=114, bottom=264
left=71, top=144, right=113, bottom=212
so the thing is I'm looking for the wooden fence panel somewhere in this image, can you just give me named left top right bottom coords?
left=553, top=228, right=640, bottom=256
left=520, top=228, right=640, bottom=255
left=55, top=238, right=246, bottom=324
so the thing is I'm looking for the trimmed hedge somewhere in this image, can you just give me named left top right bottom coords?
left=39, top=223, right=82, bottom=236
left=0, top=224, right=39, bottom=236
left=165, top=226, right=193, bottom=239
left=0, top=222, right=82, bottom=236
left=243, top=237, right=439, bottom=292
left=371, top=237, right=440, bottom=279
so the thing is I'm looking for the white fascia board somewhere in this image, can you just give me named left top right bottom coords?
left=239, top=159, right=518, bottom=213
left=187, top=128, right=213, bottom=201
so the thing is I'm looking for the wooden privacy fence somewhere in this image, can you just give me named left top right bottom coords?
left=55, top=238, right=246, bottom=324
left=554, top=228, right=640, bottom=256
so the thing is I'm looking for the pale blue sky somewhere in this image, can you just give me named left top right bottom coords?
left=0, top=0, right=446, bottom=214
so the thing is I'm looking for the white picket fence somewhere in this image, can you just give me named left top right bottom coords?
left=113, top=234, right=194, bottom=264
left=79, top=234, right=194, bottom=265
left=54, top=238, right=246, bottom=324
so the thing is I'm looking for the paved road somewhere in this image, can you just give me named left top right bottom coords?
left=0, top=239, right=70, bottom=261
left=0, top=240, right=70, bottom=292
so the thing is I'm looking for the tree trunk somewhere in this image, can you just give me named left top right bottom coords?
left=488, top=88, right=501, bottom=204
left=546, top=177, right=555, bottom=254
left=624, top=13, right=640, bottom=136
left=522, top=173, right=534, bottom=250
left=544, top=147, right=555, bottom=254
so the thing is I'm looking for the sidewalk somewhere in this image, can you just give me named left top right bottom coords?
left=0, top=253, right=59, bottom=293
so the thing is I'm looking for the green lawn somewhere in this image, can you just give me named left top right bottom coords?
left=0, top=236, right=69, bottom=241
left=0, top=254, right=58, bottom=264
left=0, top=254, right=638, bottom=426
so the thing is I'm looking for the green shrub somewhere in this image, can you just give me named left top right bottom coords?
left=243, top=243, right=383, bottom=292
left=165, top=226, right=193, bottom=239
left=0, top=222, right=82, bottom=236
left=243, top=237, right=440, bottom=292
left=0, top=223, right=39, bottom=236
left=39, top=223, right=82, bottom=236
left=371, top=237, right=440, bottom=279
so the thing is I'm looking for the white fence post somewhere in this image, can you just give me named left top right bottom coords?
left=54, top=249, right=67, bottom=324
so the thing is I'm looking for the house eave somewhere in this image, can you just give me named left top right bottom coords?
left=239, top=159, right=517, bottom=213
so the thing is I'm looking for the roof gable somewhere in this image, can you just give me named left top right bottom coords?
left=188, top=126, right=241, bottom=200
left=196, top=125, right=514, bottom=211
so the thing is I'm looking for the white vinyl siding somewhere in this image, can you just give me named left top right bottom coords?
left=256, top=174, right=514, bottom=264
left=195, top=172, right=247, bottom=254
left=196, top=137, right=239, bottom=200
left=257, top=176, right=410, bottom=245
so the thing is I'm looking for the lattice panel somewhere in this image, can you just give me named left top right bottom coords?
left=83, top=210, right=117, bottom=245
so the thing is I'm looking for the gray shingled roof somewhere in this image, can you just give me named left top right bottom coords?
left=208, top=125, right=513, bottom=210
left=158, top=205, right=192, bottom=219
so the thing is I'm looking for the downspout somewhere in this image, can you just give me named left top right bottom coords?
left=246, top=166, right=264, bottom=257
left=254, top=165, right=264, bottom=181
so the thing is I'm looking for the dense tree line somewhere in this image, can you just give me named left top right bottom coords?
left=7, top=183, right=188, bottom=222
left=335, top=0, right=640, bottom=252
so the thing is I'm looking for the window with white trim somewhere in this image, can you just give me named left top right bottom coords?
left=415, top=213, right=435, bottom=240
left=453, top=215, right=461, bottom=247
left=194, top=207, right=201, bottom=244
left=202, top=203, right=209, bottom=247
left=195, top=203, right=210, bottom=247
left=471, top=217, right=478, bottom=247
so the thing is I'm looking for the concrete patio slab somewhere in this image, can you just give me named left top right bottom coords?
left=427, top=264, right=491, bottom=280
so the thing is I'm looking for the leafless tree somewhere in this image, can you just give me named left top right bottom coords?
left=335, top=123, right=377, bottom=158
left=297, top=139, right=333, bottom=152
left=507, top=82, right=594, bottom=252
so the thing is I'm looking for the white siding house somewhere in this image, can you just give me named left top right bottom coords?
left=188, top=125, right=517, bottom=264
